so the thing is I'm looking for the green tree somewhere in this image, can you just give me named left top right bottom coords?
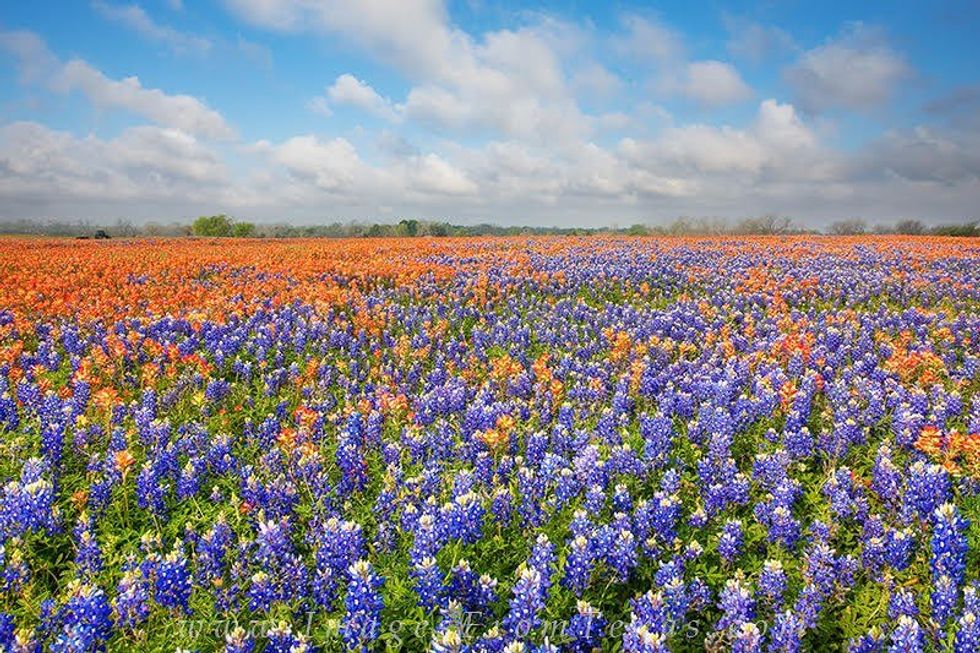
left=192, top=214, right=233, bottom=237
left=398, top=219, right=419, bottom=237
left=231, top=221, right=256, bottom=237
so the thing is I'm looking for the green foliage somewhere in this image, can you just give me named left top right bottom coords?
left=231, top=221, right=256, bottom=238
left=191, top=215, right=256, bottom=238
left=191, top=214, right=234, bottom=237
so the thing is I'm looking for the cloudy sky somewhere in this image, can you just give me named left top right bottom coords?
left=1, top=1, right=978, bottom=227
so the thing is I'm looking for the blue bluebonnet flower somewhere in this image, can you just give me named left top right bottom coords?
left=224, top=627, right=256, bottom=653
left=955, top=612, right=980, bottom=653
left=341, top=560, right=383, bottom=652
left=888, top=589, right=918, bottom=620
left=888, top=615, right=923, bottom=652
left=768, top=611, right=802, bottom=653
left=931, top=503, right=969, bottom=587
left=886, top=529, right=915, bottom=571
left=503, top=566, right=545, bottom=638
left=758, top=560, right=786, bottom=608
left=151, top=547, right=192, bottom=613
left=412, top=556, right=445, bottom=612
left=623, top=591, right=668, bottom=652
left=609, top=529, right=638, bottom=582
left=932, top=574, right=959, bottom=627
left=562, top=536, right=594, bottom=597
left=717, top=578, right=756, bottom=631
left=112, top=569, right=150, bottom=631
left=718, top=519, right=744, bottom=563
left=265, top=622, right=316, bottom=653
left=313, top=517, right=364, bottom=608
left=49, top=582, right=113, bottom=653
left=848, top=628, right=884, bottom=653
left=906, top=462, right=951, bottom=521
left=72, top=515, right=102, bottom=578
left=564, top=601, right=606, bottom=653
left=529, top=534, right=556, bottom=593
left=732, top=622, right=763, bottom=653
left=247, top=571, right=276, bottom=612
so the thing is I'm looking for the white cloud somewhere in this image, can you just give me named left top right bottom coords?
left=324, top=74, right=399, bottom=121
left=0, top=30, right=58, bottom=83
left=856, top=126, right=980, bottom=184
left=92, top=1, right=212, bottom=55
left=723, top=16, right=795, bottom=63
left=1, top=30, right=233, bottom=140
left=572, top=63, right=622, bottom=100
left=307, top=96, right=332, bottom=118
left=223, top=2, right=592, bottom=143
left=612, top=14, right=683, bottom=62
left=785, top=23, right=909, bottom=113
left=0, top=122, right=228, bottom=206
left=55, top=60, right=234, bottom=139
left=222, top=0, right=455, bottom=78
left=620, top=99, right=821, bottom=177
left=681, top=61, right=752, bottom=106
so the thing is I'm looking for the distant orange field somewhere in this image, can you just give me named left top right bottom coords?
left=1, top=235, right=976, bottom=322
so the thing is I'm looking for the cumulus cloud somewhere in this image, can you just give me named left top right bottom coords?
left=0, top=30, right=58, bottom=83
left=723, top=16, right=795, bottom=63
left=680, top=61, right=752, bottom=106
left=785, top=23, right=910, bottom=113
left=255, top=133, right=476, bottom=198
left=323, top=74, right=400, bottom=121
left=92, top=1, right=212, bottom=55
left=619, top=100, right=821, bottom=178
left=222, top=0, right=456, bottom=78
left=0, top=122, right=229, bottom=206
left=56, top=61, right=234, bottom=139
left=612, top=14, right=684, bottom=62
left=224, top=1, right=592, bottom=143
left=854, top=126, right=980, bottom=184
left=1, top=30, right=234, bottom=140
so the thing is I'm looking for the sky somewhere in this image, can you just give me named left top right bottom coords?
left=1, top=1, right=979, bottom=228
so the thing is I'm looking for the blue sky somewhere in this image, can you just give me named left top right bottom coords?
left=1, top=1, right=978, bottom=227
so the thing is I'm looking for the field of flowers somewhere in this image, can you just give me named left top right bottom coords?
left=0, top=236, right=979, bottom=652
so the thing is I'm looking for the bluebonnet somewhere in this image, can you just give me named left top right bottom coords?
left=758, top=560, right=786, bottom=608
left=341, top=560, right=383, bottom=652
left=562, top=536, right=594, bottom=597
left=503, top=566, right=545, bottom=638
left=888, top=615, right=923, bottom=652
left=49, top=582, right=113, bottom=653
left=564, top=601, right=606, bottom=653
left=718, top=519, right=744, bottom=563
left=112, top=569, right=150, bottom=631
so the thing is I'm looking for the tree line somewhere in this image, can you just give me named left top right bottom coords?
left=0, top=215, right=976, bottom=238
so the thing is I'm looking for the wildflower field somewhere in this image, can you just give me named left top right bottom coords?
left=1, top=236, right=980, bottom=653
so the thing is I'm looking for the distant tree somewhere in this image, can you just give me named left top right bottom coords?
left=931, top=220, right=979, bottom=237
left=828, top=219, right=867, bottom=235
left=397, top=219, right=419, bottom=237
left=626, top=223, right=649, bottom=236
left=192, top=214, right=234, bottom=237
left=894, top=219, right=925, bottom=235
left=667, top=217, right=692, bottom=235
left=736, top=215, right=793, bottom=235
left=231, top=221, right=256, bottom=238
left=112, top=218, right=138, bottom=237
